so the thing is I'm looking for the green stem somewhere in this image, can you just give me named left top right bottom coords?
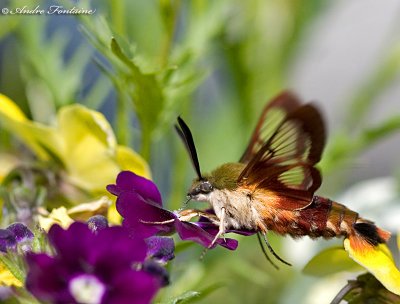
left=111, top=0, right=125, bottom=37
left=330, top=281, right=359, bottom=304
left=140, top=128, right=152, bottom=162
left=115, top=85, right=129, bottom=146
left=159, top=0, right=181, bottom=68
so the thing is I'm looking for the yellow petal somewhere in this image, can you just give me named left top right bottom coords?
left=107, top=200, right=122, bottom=225
left=116, top=145, right=151, bottom=179
left=57, top=105, right=151, bottom=193
left=344, top=239, right=400, bottom=295
left=68, top=196, right=111, bottom=221
left=0, top=262, right=22, bottom=287
left=58, top=104, right=116, bottom=151
left=38, top=207, right=74, bottom=231
left=0, top=94, right=27, bottom=122
left=58, top=105, right=120, bottom=192
left=0, top=94, right=62, bottom=160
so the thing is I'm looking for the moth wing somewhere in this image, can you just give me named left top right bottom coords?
left=240, top=91, right=302, bottom=164
left=239, top=92, right=326, bottom=208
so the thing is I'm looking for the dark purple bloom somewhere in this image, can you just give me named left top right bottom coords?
left=0, top=230, right=16, bottom=252
left=142, top=260, right=170, bottom=287
left=87, top=215, right=109, bottom=232
left=107, top=171, right=161, bottom=205
left=0, top=223, right=34, bottom=252
left=25, top=222, right=159, bottom=304
left=145, top=236, right=175, bottom=263
left=7, top=222, right=34, bottom=242
left=107, top=171, right=239, bottom=250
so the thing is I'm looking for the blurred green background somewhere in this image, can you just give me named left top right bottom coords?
left=1, top=0, right=400, bottom=303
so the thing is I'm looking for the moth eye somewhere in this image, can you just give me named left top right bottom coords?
left=200, top=181, right=213, bottom=193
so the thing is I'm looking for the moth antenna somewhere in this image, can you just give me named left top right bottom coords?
left=256, top=232, right=279, bottom=270
left=262, top=232, right=292, bottom=266
left=175, top=117, right=203, bottom=180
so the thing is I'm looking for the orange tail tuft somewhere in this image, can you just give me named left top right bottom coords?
left=348, top=222, right=391, bottom=253
left=376, top=227, right=391, bottom=243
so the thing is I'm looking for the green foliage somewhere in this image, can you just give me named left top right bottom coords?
left=303, top=246, right=363, bottom=276
left=77, top=1, right=220, bottom=157
left=162, top=284, right=222, bottom=304
left=164, top=291, right=201, bottom=304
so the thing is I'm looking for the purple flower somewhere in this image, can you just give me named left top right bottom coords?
left=25, top=222, right=160, bottom=304
left=145, top=236, right=175, bottom=263
left=87, top=215, right=109, bottom=232
left=0, top=223, right=33, bottom=253
left=107, top=171, right=239, bottom=250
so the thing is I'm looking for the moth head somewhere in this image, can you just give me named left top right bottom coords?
left=187, top=178, right=214, bottom=201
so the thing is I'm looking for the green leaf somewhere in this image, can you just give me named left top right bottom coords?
left=110, top=37, right=165, bottom=159
left=0, top=254, right=25, bottom=284
left=361, top=115, right=400, bottom=146
left=164, top=291, right=200, bottom=304
left=163, top=284, right=222, bottom=304
left=303, top=246, right=363, bottom=277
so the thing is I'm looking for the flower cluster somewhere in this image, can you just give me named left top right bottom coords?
left=0, top=223, right=33, bottom=253
left=25, top=220, right=174, bottom=304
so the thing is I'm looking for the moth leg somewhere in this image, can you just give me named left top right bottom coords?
left=140, top=208, right=219, bottom=225
left=256, top=232, right=279, bottom=270
left=140, top=219, right=175, bottom=225
left=178, top=209, right=219, bottom=225
left=262, top=232, right=292, bottom=266
left=209, top=207, right=226, bottom=248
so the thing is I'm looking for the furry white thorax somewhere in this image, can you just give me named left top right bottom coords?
left=194, top=189, right=260, bottom=231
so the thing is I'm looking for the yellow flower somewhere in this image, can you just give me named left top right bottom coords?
left=38, top=197, right=111, bottom=230
left=0, top=94, right=150, bottom=195
left=0, top=262, right=22, bottom=287
left=344, top=239, right=400, bottom=295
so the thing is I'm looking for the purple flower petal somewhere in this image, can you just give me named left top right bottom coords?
left=142, top=260, right=170, bottom=287
left=0, top=229, right=16, bottom=252
left=48, top=223, right=95, bottom=270
left=106, top=270, right=159, bottom=304
left=107, top=171, right=162, bottom=205
left=25, top=253, right=75, bottom=303
left=175, top=220, right=238, bottom=250
left=145, top=236, right=175, bottom=263
left=117, top=192, right=175, bottom=238
left=91, top=227, right=148, bottom=280
left=226, top=228, right=256, bottom=236
left=6, top=223, right=34, bottom=243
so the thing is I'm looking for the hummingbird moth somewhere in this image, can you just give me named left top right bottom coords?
left=176, top=91, right=390, bottom=267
